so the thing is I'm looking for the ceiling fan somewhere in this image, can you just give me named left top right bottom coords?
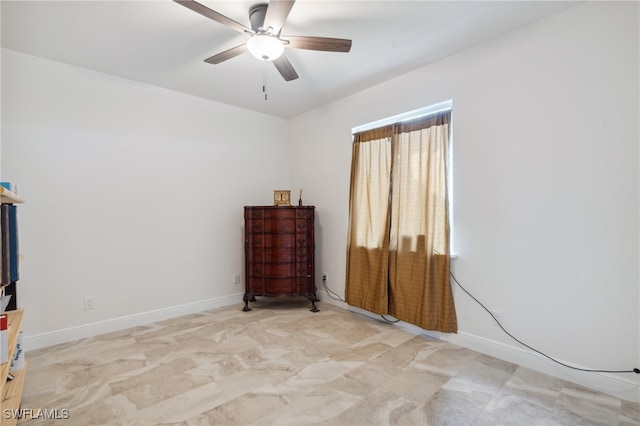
left=174, top=0, right=352, bottom=81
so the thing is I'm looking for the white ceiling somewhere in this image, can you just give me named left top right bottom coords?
left=1, top=0, right=579, bottom=118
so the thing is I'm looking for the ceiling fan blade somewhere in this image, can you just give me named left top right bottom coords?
left=282, top=36, right=352, bottom=52
left=204, top=45, right=248, bottom=64
left=264, top=0, right=295, bottom=35
left=174, top=0, right=251, bottom=34
left=273, top=54, right=299, bottom=81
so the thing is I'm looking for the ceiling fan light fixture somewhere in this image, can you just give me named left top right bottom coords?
left=247, top=34, right=284, bottom=61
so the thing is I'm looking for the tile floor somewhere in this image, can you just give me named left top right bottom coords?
left=17, top=299, right=640, bottom=425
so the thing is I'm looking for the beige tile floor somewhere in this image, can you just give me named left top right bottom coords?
left=17, top=299, right=640, bottom=425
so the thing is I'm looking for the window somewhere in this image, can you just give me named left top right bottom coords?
left=345, top=100, right=457, bottom=333
left=351, top=99, right=454, bottom=253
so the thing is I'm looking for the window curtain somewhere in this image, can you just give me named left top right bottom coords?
left=345, top=111, right=457, bottom=333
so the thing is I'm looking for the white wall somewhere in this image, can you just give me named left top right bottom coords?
left=1, top=0, right=637, bottom=403
left=1, top=49, right=290, bottom=342
left=290, top=2, right=639, bottom=400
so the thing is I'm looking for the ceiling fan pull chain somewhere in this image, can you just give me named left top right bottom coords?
left=263, top=63, right=268, bottom=101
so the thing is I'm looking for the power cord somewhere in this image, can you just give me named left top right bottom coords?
left=450, top=271, right=640, bottom=375
left=381, top=314, right=399, bottom=323
left=321, top=275, right=346, bottom=302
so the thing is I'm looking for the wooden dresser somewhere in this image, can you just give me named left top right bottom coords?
left=243, top=206, right=318, bottom=312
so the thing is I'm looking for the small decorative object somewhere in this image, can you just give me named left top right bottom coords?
left=298, top=188, right=303, bottom=206
left=273, top=190, right=291, bottom=206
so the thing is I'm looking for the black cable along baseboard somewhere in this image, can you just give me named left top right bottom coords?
left=449, top=271, right=639, bottom=375
left=321, top=268, right=639, bottom=374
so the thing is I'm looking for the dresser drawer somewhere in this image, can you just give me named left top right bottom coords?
left=247, top=262, right=296, bottom=278
left=246, top=248, right=306, bottom=263
left=246, top=234, right=297, bottom=248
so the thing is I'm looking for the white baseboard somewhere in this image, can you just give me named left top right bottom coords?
left=24, top=293, right=243, bottom=351
left=322, top=294, right=639, bottom=403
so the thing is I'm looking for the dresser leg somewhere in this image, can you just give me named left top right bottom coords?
left=243, top=294, right=252, bottom=312
left=310, top=296, right=319, bottom=312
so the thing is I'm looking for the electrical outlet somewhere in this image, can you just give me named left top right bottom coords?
left=491, top=310, right=503, bottom=327
left=83, top=296, right=95, bottom=311
left=233, top=273, right=241, bottom=285
left=322, top=272, right=328, bottom=283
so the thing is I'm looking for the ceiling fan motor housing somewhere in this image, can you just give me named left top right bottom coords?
left=249, top=3, right=269, bottom=32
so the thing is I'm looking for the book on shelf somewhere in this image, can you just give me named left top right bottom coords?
left=0, top=206, right=8, bottom=285
left=0, top=204, right=19, bottom=285
left=0, top=182, right=17, bottom=194
left=8, top=205, right=19, bottom=282
left=0, top=313, right=7, bottom=364
left=1, top=293, right=11, bottom=313
left=10, top=329, right=24, bottom=371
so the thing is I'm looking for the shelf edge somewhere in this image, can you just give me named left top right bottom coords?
left=0, top=188, right=24, bottom=204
